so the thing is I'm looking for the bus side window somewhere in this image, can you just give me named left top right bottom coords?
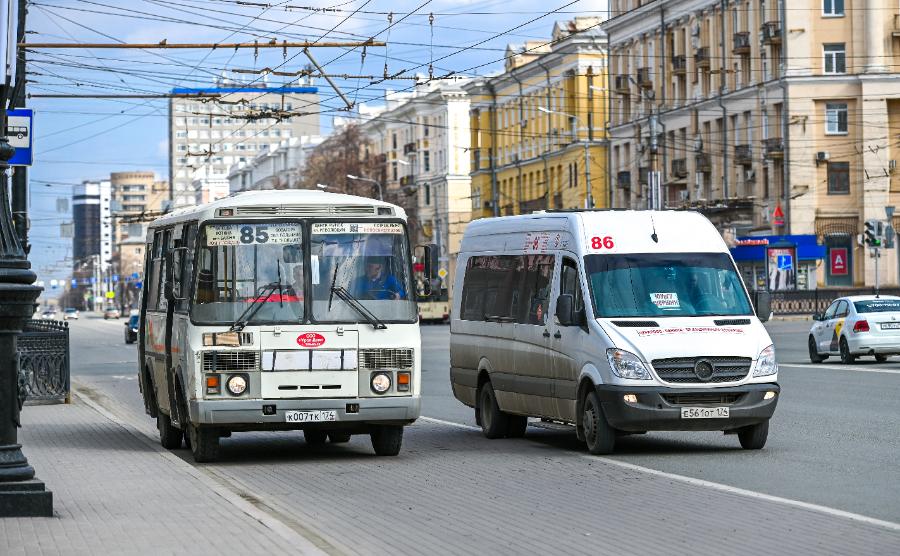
left=176, top=223, right=197, bottom=313
left=157, top=229, right=173, bottom=311
left=146, top=231, right=164, bottom=311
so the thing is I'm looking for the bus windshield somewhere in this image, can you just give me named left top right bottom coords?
left=585, top=252, right=752, bottom=318
left=309, top=222, right=416, bottom=323
left=192, top=222, right=305, bottom=324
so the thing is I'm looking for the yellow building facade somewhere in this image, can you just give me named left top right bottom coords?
left=466, top=18, right=609, bottom=220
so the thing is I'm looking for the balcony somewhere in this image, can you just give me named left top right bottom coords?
left=671, top=158, right=688, bottom=178
left=734, top=144, right=752, bottom=165
left=638, top=167, right=650, bottom=185
left=695, top=47, right=711, bottom=68
left=636, top=67, right=652, bottom=89
left=617, top=171, right=631, bottom=189
left=761, top=21, right=782, bottom=45
left=695, top=153, right=712, bottom=173
left=733, top=32, right=751, bottom=55
left=764, top=137, right=784, bottom=158
left=671, top=54, right=687, bottom=75
left=403, top=142, right=416, bottom=154
left=614, top=75, right=630, bottom=94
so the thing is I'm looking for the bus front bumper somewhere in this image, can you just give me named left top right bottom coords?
left=189, top=395, right=420, bottom=430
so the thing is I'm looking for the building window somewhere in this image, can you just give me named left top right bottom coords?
left=825, top=103, right=848, bottom=134
left=423, top=151, right=430, bottom=172
left=392, top=133, right=397, bottom=149
left=425, top=183, right=431, bottom=205
left=823, top=0, right=844, bottom=16
left=827, top=161, right=850, bottom=194
left=823, top=44, right=846, bottom=74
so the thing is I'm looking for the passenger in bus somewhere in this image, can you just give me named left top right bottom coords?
left=353, top=258, right=406, bottom=300
left=285, top=263, right=304, bottom=302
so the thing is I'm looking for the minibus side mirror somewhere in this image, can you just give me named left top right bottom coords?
left=755, top=291, right=772, bottom=323
left=556, top=294, right=575, bottom=326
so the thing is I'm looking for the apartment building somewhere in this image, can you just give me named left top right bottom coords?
left=228, top=135, right=324, bottom=193
left=72, top=179, right=112, bottom=272
left=605, top=0, right=900, bottom=287
left=355, top=81, right=472, bottom=294
left=168, top=79, right=319, bottom=207
left=466, top=18, right=608, bottom=220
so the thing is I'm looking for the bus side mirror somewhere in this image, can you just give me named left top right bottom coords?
left=755, top=291, right=772, bottom=323
left=414, top=244, right=440, bottom=296
left=556, top=294, right=575, bottom=326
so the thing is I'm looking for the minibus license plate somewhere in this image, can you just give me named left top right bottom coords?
left=681, top=407, right=729, bottom=419
left=285, top=410, right=337, bottom=423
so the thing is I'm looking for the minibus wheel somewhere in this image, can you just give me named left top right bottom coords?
left=328, top=432, right=351, bottom=443
left=582, top=391, right=615, bottom=455
left=304, top=430, right=327, bottom=447
left=737, top=420, right=769, bottom=450
left=478, top=382, right=509, bottom=439
left=157, top=412, right=183, bottom=450
left=370, top=425, right=403, bottom=456
left=188, top=424, right=220, bottom=463
left=506, top=416, right=527, bottom=438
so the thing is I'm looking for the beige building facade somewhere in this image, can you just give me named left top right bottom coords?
left=605, top=0, right=900, bottom=287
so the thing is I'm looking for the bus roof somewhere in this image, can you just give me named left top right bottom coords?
left=149, top=189, right=406, bottom=229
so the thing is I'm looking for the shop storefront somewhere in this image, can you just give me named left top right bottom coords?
left=730, top=235, right=826, bottom=291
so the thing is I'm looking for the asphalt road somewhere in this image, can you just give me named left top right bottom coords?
left=65, top=315, right=900, bottom=528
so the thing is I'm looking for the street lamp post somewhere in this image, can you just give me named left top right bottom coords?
left=0, top=53, right=52, bottom=514
left=347, top=174, right=383, bottom=201
left=538, top=107, right=594, bottom=209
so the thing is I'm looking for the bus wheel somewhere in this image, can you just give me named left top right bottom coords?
left=157, top=413, right=183, bottom=450
left=328, top=432, right=351, bottom=443
left=582, top=391, right=615, bottom=455
left=506, top=415, right=528, bottom=438
left=370, top=425, right=403, bottom=456
left=304, top=430, right=327, bottom=447
left=188, top=424, right=220, bottom=463
left=478, top=381, right=509, bottom=439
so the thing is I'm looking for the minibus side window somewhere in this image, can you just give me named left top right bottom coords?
left=560, top=258, right=584, bottom=319
left=518, top=255, right=554, bottom=325
left=460, top=255, right=522, bottom=321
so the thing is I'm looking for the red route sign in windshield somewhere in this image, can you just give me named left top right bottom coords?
left=297, top=333, right=325, bottom=347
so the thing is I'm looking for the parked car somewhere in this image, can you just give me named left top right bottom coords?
left=103, top=306, right=121, bottom=320
left=63, top=308, right=79, bottom=320
left=124, top=312, right=139, bottom=344
left=40, top=309, right=57, bottom=320
left=809, top=295, right=900, bottom=363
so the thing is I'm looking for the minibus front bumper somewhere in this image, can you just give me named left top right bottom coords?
left=596, top=383, right=779, bottom=432
left=189, top=395, right=421, bottom=431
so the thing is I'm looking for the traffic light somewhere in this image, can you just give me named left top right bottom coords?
left=864, top=220, right=882, bottom=247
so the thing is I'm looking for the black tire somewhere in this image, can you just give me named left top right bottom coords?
left=157, top=412, right=183, bottom=450
left=478, top=382, right=509, bottom=439
left=839, top=337, right=856, bottom=364
left=304, top=430, right=327, bottom=447
left=506, top=415, right=528, bottom=438
left=328, top=432, right=352, bottom=443
left=875, top=354, right=889, bottom=363
left=370, top=425, right=403, bottom=456
left=582, top=390, right=615, bottom=455
left=188, top=423, right=220, bottom=463
left=808, top=336, right=825, bottom=363
left=738, top=420, right=769, bottom=450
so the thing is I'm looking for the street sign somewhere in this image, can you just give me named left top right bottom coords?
left=777, top=254, right=793, bottom=270
left=830, top=248, right=848, bottom=275
left=6, top=109, right=33, bottom=166
left=112, top=275, right=119, bottom=282
left=105, top=291, right=115, bottom=299
left=437, top=268, right=448, bottom=279
left=772, top=204, right=785, bottom=227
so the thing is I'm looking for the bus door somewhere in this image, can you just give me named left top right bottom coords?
left=169, top=222, right=197, bottom=417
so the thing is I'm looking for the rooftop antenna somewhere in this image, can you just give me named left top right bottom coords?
left=650, top=212, right=659, bottom=243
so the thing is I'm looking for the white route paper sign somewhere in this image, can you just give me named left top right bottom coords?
left=650, top=292, right=680, bottom=309
left=311, top=222, right=403, bottom=234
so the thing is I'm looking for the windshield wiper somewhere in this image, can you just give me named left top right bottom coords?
left=229, top=281, right=290, bottom=332
left=330, top=286, right=387, bottom=330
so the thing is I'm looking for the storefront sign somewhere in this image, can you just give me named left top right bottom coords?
left=830, top=248, right=849, bottom=276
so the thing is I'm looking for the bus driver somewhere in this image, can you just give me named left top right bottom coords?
left=353, top=258, right=406, bottom=300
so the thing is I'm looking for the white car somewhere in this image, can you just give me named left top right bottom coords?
left=809, top=295, right=900, bottom=363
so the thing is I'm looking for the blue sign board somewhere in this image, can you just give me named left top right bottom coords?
left=777, top=254, right=793, bottom=271
left=112, top=274, right=119, bottom=282
left=6, top=109, right=33, bottom=166
left=71, top=279, right=78, bottom=288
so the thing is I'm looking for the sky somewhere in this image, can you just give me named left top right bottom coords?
left=16, top=0, right=607, bottom=298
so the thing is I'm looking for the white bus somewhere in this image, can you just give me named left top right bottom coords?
left=137, top=190, right=435, bottom=462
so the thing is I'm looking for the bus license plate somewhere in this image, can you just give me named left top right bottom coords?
left=681, top=407, right=729, bottom=419
left=285, top=410, right=337, bottom=423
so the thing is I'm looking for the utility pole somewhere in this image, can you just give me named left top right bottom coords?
left=10, top=0, right=25, bottom=250
left=0, top=0, right=51, bottom=516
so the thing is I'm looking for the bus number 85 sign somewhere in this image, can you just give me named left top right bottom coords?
left=206, top=223, right=302, bottom=246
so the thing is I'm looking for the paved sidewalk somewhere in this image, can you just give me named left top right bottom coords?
left=1, top=398, right=326, bottom=556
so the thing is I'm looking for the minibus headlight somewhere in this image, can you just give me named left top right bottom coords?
left=606, top=349, right=652, bottom=380
left=226, top=374, right=248, bottom=396
left=753, top=345, right=778, bottom=377
left=371, top=372, right=392, bottom=394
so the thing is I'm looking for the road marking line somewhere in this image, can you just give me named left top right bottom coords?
left=782, top=363, right=900, bottom=375
left=421, top=415, right=900, bottom=532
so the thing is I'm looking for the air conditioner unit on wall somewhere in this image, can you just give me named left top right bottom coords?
left=816, top=151, right=829, bottom=164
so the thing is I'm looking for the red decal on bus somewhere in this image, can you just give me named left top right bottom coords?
left=297, top=333, right=325, bottom=347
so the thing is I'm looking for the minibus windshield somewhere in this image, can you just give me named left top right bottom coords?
left=309, top=222, right=416, bottom=323
left=585, top=252, right=753, bottom=318
left=192, top=222, right=305, bottom=324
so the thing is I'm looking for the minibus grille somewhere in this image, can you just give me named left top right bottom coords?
left=358, top=348, right=414, bottom=370
left=611, top=320, right=659, bottom=328
left=713, top=318, right=751, bottom=326
left=661, top=392, right=744, bottom=406
left=202, top=351, right=260, bottom=373
left=651, top=357, right=751, bottom=383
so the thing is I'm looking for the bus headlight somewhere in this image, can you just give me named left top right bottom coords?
left=371, top=372, right=392, bottom=394
left=606, top=349, right=652, bottom=380
left=226, top=374, right=248, bottom=396
left=753, top=345, right=778, bottom=377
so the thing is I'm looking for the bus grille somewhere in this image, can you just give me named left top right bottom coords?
left=202, top=351, right=260, bottom=373
left=234, top=205, right=377, bottom=216
left=358, top=348, right=414, bottom=370
left=661, top=393, right=744, bottom=405
left=651, top=356, right=751, bottom=383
